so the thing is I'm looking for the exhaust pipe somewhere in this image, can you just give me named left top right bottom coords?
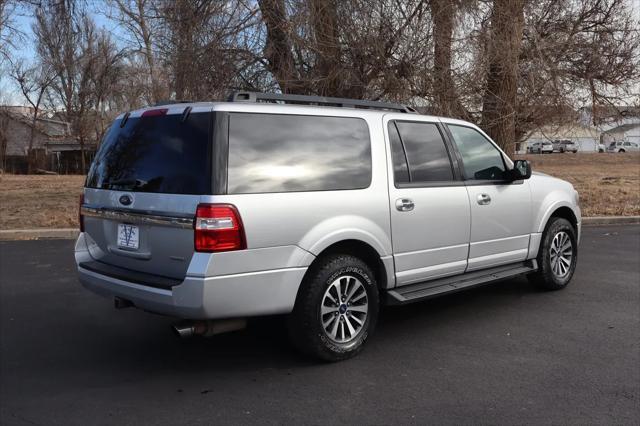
left=172, top=319, right=247, bottom=338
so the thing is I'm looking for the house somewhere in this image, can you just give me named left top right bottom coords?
left=523, top=122, right=601, bottom=153
left=578, top=105, right=640, bottom=129
left=601, top=122, right=640, bottom=147
left=0, top=107, right=96, bottom=173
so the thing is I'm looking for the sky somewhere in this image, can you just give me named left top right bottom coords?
left=0, top=1, right=119, bottom=105
left=2, top=0, right=640, bottom=106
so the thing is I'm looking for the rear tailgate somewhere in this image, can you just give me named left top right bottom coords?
left=81, top=107, right=213, bottom=282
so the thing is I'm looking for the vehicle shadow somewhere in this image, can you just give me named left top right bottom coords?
left=67, top=276, right=538, bottom=376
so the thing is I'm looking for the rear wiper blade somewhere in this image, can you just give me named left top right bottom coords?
left=106, top=178, right=147, bottom=188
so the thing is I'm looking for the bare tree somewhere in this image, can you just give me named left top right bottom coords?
left=108, top=0, right=167, bottom=104
left=258, top=0, right=434, bottom=100
left=9, top=60, right=55, bottom=172
left=34, top=0, right=122, bottom=172
left=0, top=0, right=21, bottom=64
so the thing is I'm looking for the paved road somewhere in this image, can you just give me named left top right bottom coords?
left=1, top=226, right=638, bottom=425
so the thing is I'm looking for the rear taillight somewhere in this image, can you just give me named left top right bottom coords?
left=194, top=204, right=246, bottom=252
left=79, top=194, right=85, bottom=232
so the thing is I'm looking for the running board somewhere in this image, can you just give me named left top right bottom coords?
left=386, top=260, right=537, bottom=305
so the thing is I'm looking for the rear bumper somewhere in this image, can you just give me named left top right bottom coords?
left=75, top=233, right=307, bottom=319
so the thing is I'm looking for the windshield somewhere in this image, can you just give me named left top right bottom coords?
left=86, top=112, right=212, bottom=194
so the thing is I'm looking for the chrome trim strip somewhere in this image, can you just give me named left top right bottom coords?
left=81, top=206, right=193, bottom=229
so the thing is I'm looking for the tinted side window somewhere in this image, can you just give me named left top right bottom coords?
left=228, top=113, right=371, bottom=193
left=394, top=121, right=453, bottom=182
left=447, top=125, right=506, bottom=180
left=388, top=122, right=410, bottom=184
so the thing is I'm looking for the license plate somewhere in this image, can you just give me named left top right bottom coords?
left=117, top=224, right=139, bottom=250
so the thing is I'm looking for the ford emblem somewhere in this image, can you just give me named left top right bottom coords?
left=119, top=194, right=133, bottom=206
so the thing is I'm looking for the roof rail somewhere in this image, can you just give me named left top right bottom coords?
left=153, top=100, right=194, bottom=106
left=228, top=91, right=417, bottom=114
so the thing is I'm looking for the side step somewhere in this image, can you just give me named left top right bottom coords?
left=386, top=260, right=537, bottom=305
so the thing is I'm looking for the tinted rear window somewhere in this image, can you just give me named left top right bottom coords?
left=227, top=113, right=371, bottom=193
left=86, top=112, right=211, bottom=194
left=393, top=121, right=454, bottom=182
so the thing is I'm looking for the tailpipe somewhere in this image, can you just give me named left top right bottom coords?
left=172, top=319, right=247, bottom=338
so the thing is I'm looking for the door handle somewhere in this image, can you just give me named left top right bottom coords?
left=396, top=198, right=415, bottom=212
left=477, top=194, right=491, bottom=205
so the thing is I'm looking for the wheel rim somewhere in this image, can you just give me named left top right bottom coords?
left=320, top=275, right=368, bottom=344
left=550, top=231, right=573, bottom=278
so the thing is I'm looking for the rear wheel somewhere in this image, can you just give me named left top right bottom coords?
left=528, top=217, right=578, bottom=290
left=287, top=254, right=379, bottom=361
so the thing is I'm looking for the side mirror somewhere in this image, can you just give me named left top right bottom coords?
left=511, top=159, right=531, bottom=180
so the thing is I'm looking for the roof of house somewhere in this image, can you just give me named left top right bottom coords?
left=603, top=122, right=640, bottom=134
left=526, top=122, right=600, bottom=140
left=0, top=108, right=70, bottom=138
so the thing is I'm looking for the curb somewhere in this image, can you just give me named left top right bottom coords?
left=0, top=228, right=79, bottom=241
left=1, top=216, right=639, bottom=241
left=582, top=216, right=640, bottom=226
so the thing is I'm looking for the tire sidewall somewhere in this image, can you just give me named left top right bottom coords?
left=539, top=218, right=578, bottom=288
left=317, top=264, right=378, bottom=355
left=289, top=255, right=379, bottom=361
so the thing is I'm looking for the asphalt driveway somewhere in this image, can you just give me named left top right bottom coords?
left=1, top=225, right=638, bottom=425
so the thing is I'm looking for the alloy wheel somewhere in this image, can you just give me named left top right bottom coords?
left=550, top=231, right=573, bottom=278
left=320, top=275, right=368, bottom=343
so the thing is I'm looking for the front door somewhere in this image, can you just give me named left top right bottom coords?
left=384, top=115, right=471, bottom=287
left=445, top=123, right=532, bottom=271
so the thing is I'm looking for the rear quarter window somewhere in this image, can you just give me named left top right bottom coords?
left=227, top=113, right=371, bottom=193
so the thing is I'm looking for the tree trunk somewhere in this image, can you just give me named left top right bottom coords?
left=310, top=0, right=341, bottom=96
left=173, top=0, right=194, bottom=100
left=429, top=0, right=468, bottom=119
left=27, top=108, right=39, bottom=174
left=136, top=0, right=163, bottom=103
left=480, top=0, right=525, bottom=154
left=258, top=0, right=303, bottom=94
left=79, top=135, right=86, bottom=173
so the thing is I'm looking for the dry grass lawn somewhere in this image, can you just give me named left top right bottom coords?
left=0, top=152, right=638, bottom=229
left=0, top=174, right=84, bottom=229
left=515, top=152, right=640, bottom=217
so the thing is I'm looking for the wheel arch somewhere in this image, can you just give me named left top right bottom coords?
left=300, top=239, right=392, bottom=296
left=549, top=206, right=578, bottom=230
left=536, top=199, right=580, bottom=235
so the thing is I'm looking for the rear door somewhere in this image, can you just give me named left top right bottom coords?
left=385, top=115, right=471, bottom=286
left=444, top=123, right=532, bottom=271
left=82, top=106, right=214, bottom=280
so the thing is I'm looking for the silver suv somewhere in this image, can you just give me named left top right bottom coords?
left=76, top=92, right=581, bottom=361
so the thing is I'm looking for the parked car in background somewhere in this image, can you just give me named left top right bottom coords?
left=607, top=141, right=640, bottom=153
left=75, top=92, right=581, bottom=361
left=552, top=139, right=578, bottom=153
left=528, top=141, right=554, bottom=154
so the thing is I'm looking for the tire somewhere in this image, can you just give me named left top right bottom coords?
left=287, top=254, right=379, bottom=362
left=619, top=149, right=625, bottom=153
left=528, top=217, right=578, bottom=290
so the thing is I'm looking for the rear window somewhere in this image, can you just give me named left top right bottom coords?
left=86, top=112, right=211, bottom=194
left=227, top=113, right=371, bottom=193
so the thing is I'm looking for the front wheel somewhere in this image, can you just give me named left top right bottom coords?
left=528, top=217, right=578, bottom=290
left=287, top=254, right=379, bottom=361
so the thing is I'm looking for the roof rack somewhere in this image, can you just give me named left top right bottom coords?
left=153, top=100, right=194, bottom=106
left=228, top=91, right=417, bottom=114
